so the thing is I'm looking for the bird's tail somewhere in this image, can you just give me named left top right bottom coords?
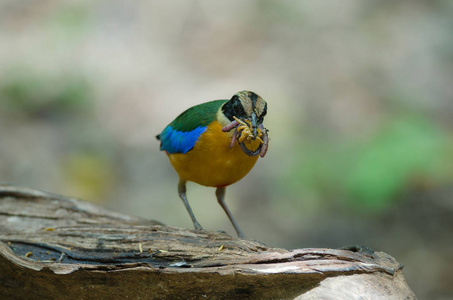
left=156, top=134, right=164, bottom=150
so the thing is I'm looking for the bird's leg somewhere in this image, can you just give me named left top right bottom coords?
left=215, top=187, right=245, bottom=238
left=178, top=180, right=203, bottom=230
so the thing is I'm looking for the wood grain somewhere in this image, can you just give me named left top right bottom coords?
left=0, top=185, right=416, bottom=299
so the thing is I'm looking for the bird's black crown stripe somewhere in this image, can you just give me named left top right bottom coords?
left=249, top=91, right=258, bottom=107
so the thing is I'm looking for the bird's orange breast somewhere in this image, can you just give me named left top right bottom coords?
left=167, top=121, right=260, bottom=187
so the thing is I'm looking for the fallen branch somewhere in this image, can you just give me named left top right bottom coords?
left=0, top=185, right=415, bottom=299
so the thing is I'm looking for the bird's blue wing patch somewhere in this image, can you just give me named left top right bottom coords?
left=159, top=125, right=207, bottom=154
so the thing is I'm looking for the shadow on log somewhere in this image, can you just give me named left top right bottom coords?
left=0, top=185, right=415, bottom=299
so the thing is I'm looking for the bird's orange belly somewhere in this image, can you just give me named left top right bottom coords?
left=167, top=121, right=260, bottom=187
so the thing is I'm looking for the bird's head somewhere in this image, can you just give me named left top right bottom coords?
left=221, top=91, right=269, bottom=157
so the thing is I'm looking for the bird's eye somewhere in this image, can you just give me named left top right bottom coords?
left=233, top=103, right=240, bottom=114
left=232, top=100, right=245, bottom=117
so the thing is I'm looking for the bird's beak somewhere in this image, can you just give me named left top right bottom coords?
left=251, top=112, right=258, bottom=138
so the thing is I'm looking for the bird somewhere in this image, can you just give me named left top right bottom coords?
left=156, top=90, right=269, bottom=238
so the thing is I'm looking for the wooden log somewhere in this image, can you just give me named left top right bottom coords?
left=0, top=185, right=416, bottom=299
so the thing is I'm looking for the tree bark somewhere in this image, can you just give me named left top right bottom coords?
left=0, top=185, right=416, bottom=299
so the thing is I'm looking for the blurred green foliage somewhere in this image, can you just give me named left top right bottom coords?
left=0, top=69, right=93, bottom=119
left=51, top=4, right=91, bottom=32
left=285, top=115, right=452, bottom=212
left=346, top=115, right=452, bottom=209
left=0, top=68, right=112, bottom=203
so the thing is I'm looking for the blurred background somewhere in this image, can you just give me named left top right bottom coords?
left=1, top=0, right=452, bottom=298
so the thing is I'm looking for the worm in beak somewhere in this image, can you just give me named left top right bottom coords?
left=222, top=118, right=269, bottom=157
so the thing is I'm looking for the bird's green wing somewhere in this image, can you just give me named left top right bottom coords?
left=157, top=100, right=227, bottom=154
